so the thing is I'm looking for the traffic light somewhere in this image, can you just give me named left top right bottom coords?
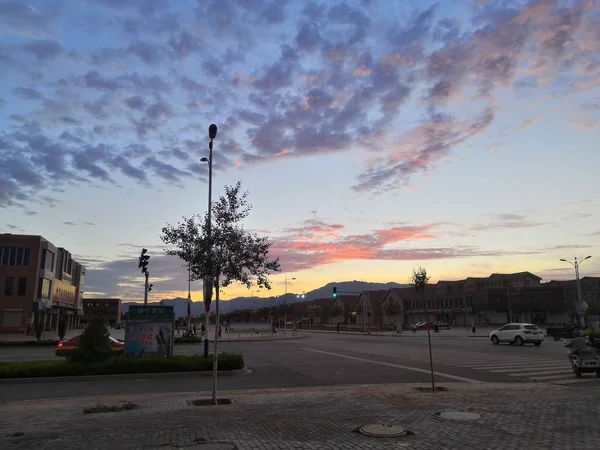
left=138, top=248, right=150, bottom=275
left=148, top=284, right=153, bottom=292
left=332, top=287, right=337, bottom=299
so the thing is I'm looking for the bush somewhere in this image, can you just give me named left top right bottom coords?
left=583, top=328, right=600, bottom=338
left=71, top=316, right=111, bottom=363
left=0, top=340, right=59, bottom=347
left=0, top=353, right=244, bottom=379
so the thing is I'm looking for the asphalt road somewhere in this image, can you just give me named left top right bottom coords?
left=1, top=332, right=598, bottom=401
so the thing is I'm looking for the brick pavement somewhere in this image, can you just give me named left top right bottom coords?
left=1, top=382, right=599, bottom=449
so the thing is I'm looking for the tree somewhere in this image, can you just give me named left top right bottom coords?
left=161, top=181, right=280, bottom=404
left=411, top=266, right=435, bottom=392
left=71, top=316, right=111, bottom=363
left=58, top=317, right=67, bottom=341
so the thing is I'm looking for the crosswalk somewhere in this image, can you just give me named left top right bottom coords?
left=399, top=349, right=600, bottom=385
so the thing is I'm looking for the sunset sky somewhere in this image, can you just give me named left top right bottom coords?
left=1, top=0, right=599, bottom=303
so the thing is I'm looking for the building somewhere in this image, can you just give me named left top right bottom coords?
left=82, top=298, right=122, bottom=327
left=0, top=234, right=86, bottom=334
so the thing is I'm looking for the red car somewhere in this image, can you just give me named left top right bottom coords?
left=55, top=335, right=125, bottom=357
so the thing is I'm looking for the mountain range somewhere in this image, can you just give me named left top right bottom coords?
left=121, top=281, right=410, bottom=317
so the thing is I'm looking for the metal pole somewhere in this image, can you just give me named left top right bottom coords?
left=575, top=258, right=582, bottom=301
left=204, top=137, right=213, bottom=359
left=284, top=277, right=287, bottom=335
left=425, top=301, right=435, bottom=392
left=144, top=272, right=149, bottom=305
left=212, top=278, right=220, bottom=405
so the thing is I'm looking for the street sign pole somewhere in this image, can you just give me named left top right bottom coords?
left=144, top=272, right=149, bottom=306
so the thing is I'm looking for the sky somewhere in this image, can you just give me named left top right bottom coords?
left=1, top=0, right=599, bottom=303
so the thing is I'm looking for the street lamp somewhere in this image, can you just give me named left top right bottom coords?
left=560, top=256, right=592, bottom=324
left=200, top=124, right=217, bottom=358
left=283, top=276, right=296, bottom=335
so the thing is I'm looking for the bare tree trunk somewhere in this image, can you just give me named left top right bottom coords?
left=212, top=277, right=220, bottom=405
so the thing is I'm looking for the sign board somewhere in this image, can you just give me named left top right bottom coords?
left=588, top=315, right=600, bottom=330
left=125, top=305, right=175, bottom=357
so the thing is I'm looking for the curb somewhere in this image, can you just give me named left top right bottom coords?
left=0, top=367, right=251, bottom=385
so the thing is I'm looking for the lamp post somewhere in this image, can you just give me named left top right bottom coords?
left=284, top=276, right=296, bottom=335
left=200, top=124, right=217, bottom=358
left=560, top=256, right=591, bottom=324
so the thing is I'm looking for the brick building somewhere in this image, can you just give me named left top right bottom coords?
left=0, top=234, right=86, bottom=334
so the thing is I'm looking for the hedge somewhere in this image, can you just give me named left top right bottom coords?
left=0, top=340, right=59, bottom=347
left=0, top=353, right=244, bottom=379
left=1, top=337, right=203, bottom=346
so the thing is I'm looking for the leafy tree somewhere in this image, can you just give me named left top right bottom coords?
left=161, top=181, right=281, bottom=403
left=58, top=317, right=67, bottom=341
left=410, top=266, right=435, bottom=392
left=71, top=316, right=111, bottom=363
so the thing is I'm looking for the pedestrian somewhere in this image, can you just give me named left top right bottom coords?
left=337, top=322, right=340, bottom=333
left=218, top=326, right=222, bottom=338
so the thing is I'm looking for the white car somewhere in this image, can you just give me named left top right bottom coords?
left=490, top=323, right=544, bottom=346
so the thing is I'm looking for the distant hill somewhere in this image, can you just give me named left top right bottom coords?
left=121, top=280, right=410, bottom=317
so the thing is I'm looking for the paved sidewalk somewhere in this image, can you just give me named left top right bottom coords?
left=300, top=327, right=495, bottom=338
left=1, top=382, right=598, bottom=449
left=0, top=329, right=304, bottom=343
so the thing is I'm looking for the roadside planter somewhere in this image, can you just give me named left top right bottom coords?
left=125, top=305, right=175, bottom=357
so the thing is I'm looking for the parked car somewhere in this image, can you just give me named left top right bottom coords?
left=55, top=335, right=125, bottom=357
left=490, top=323, right=544, bottom=346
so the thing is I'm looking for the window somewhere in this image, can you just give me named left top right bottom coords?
left=22, top=248, right=30, bottom=266
left=38, top=278, right=52, bottom=299
left=17, top=277, right=27, bottom=296
left=16, top=247, right=24, bottom=265
left=41, top=249, right=55, bottom=272
left=5, top=277, right=14, bottom=296
left=8, top=247, right=16, bottom=266
left=1, top=247, right=8, bottom=265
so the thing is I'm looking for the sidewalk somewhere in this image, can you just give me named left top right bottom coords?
left=299, top=327, right=495, bottom=338
left=1, top=382, right=598, bottom=449
left=0, top=330, right=305, bottom=344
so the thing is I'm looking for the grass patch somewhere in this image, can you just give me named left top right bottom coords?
left=83, top=402, right=138, bottom=414
left=0, top=353, right=244, bottom=379
left=0, top=340, right=59, bottom=347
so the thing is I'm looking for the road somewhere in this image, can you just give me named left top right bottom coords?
left=1, top=331, right=598, bottom=401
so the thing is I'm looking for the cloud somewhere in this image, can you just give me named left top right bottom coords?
left=63, top=221, right=77, bottom=226
left=269, top=218, right=532, bottom=272
left=354, top=109, right=495, bottom=192
left=23, top=40, right=63, bottom=60
left=471, top=213, right=548, bottom=231
left=1, top=0, right=599, bottom=209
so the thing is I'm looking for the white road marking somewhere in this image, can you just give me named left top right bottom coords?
left=302, top=348, right=484, bottom=384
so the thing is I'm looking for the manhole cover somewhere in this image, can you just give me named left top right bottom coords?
left=359, top=424, right=409, bottom=437
left=439, top=411, right=481, bottom=420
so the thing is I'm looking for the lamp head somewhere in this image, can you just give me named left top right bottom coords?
left=200, top=157, right=209, bottom=162
left=209, top=124, right=217, bottom=139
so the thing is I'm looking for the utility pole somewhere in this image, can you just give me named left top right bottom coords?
left=138, top=249, right=150, bottom=305
left=561, top=256, right=592, bottom=326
